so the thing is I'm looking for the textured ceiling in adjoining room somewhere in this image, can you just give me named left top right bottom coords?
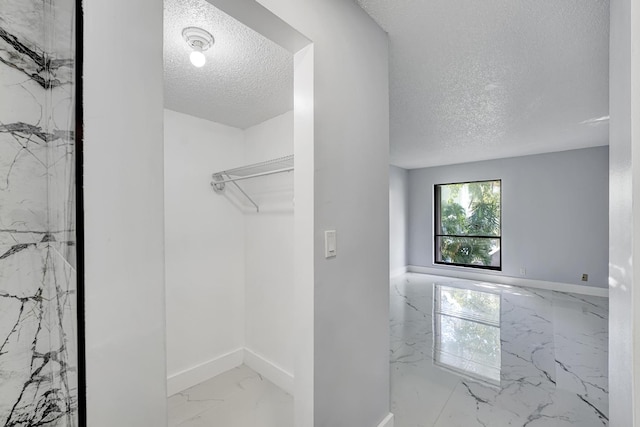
left=356, top=0, right=610, bottom=169
left=164, top=0, right=293, bottom=129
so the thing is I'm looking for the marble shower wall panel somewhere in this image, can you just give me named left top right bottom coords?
left=0, top=59, right=48, bottom=246
left=48, top=117, right=75, bottom=265
left=0, top=0, right=78, bottom=425
left=44, top=0, right=76, bottom=263
left=0, top=244, right=48, bottom=422
left=0, top=244, right=77, bottom=426
left=45, top=243, right=78, bottom=423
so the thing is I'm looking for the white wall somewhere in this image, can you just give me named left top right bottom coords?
left=389, top=165, right=409, bottom=277
left=164, top=109, right=246, bottom=392
left=255, top=1, right=391, bottom=426
left=244, top=111, right=295, bottom=378
left=82, top=0, right=640, bottom=425
left=292, top=43, right=315, bottom=427
left=83, top=0, right=168, bottom=424
left=609, top=0, right=640, bottom=423
left=164, top=110, right=294, bottom=393
left=85, top=0, right=389, bottom=425
left=408, top=147, right=609, bottom=288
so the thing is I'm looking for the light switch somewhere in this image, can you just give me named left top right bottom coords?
left=325, top=230, right=337, bottom=258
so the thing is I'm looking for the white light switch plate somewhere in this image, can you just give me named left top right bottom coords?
left=325, top=230, right=337, bottom=258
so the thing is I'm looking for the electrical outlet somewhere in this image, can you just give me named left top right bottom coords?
left=519, top=267, right=526, bottom=276
left=581, top=273, right=588, bottom=282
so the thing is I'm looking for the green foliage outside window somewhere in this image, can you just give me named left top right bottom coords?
left=436, top=180, right=501, bottom=269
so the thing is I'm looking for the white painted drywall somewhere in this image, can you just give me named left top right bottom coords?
left=254, top=1, right=391, bottom=426
left=356, top=0, right=609, bottom=171
left=83, top=0, right=168, bottom=424
left=164, top=0, right=293, bottom=130
left=608, top=0, right=640, bottom=423
left=389, top=165, right=409, bottom=277
left=292, top=43, right=315, bottom=427
left=408, top=146, right=609, bottom=288
left=244, top=111, right=295, bottom=377
left=164, top=109, right=246, bottom=382
left=163, top=109, right=294, bottom=392
left=85, top=1, right=389, bottom=425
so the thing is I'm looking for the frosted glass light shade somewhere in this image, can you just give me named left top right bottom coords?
left=190, top=50, right=206, bottom=68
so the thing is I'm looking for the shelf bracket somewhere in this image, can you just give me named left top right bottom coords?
left=210, top=155, right=293, bottom=213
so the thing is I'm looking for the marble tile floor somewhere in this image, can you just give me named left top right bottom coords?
left=391, top=273, right=608, bottom=427
left=168, top=365, right=293, bottom=427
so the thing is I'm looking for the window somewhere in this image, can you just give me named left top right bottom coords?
left=434, top=180, right=501, bottom=270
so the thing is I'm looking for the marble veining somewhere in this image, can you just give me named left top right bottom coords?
left=0, top=0, right=78, bottom=425
left=0, top=244, right=77, bottom=426
left=168, top=365, right=293, bottom=427
left=0, top=23, right=73, bottom=89
left=391, top=273, right=608, bottom=427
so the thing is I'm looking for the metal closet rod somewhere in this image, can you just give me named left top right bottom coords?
left=212, top=166, right=293, bottom=185
left=211, top=154, right=295, bottom=213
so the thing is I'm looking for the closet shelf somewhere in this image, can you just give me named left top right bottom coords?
left=211, top=155, right=294, bottom=213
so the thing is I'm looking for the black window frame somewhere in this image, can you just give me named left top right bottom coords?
left=434, top=179, right=502, bottom=271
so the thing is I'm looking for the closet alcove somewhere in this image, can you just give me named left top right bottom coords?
left=163, top=0, right=299, bottom=423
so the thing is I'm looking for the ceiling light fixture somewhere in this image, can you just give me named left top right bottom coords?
left=182, top=27, right=214, bottom=68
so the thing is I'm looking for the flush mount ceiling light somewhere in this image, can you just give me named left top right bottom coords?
left=182, top=27, right=214, bottom=68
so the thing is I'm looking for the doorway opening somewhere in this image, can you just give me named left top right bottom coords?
left=162, top=1, right=312, bottom=425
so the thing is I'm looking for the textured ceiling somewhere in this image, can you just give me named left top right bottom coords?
left=356, top=0, right=610, bottom=169
left=164, top=0, right=293, bottom=129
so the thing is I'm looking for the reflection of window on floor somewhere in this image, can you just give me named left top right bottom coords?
left=433, top=284, right=501, bottom=385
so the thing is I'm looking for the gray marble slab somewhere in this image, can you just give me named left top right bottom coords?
left=391, top=273, right=608, bottom=427
left=168, top=365, right=293, bottom=427
left=0, top=0, right=78, bottom=424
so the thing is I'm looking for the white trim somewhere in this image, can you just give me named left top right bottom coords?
left=377, top=413, right=394, bottom=427
left=390, top=265, right=408, bottom=278
left=243, top=348, right=294, bottom=395
left=407, top=265, right=609, bottom=297
left=166, top=348, right=244, bottom=396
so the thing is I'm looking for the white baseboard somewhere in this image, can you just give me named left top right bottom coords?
left=243, top=348, right=294, bottom=395
left=377, top=413, right=394, bottom=427
left=167, top=347, right=294, bottom=397
left=166, top=348, right=244, bottom=396
left=407, top=265, right=608, bottom=297
left=390, top=266, right=408, bottom=278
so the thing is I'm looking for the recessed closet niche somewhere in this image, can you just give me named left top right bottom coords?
left=163, top=0, right=295, bottom=420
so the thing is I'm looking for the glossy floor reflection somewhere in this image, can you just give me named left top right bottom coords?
left=391, top=273, right=608, bottom=427
left=168, top=365, right=293, bottom=427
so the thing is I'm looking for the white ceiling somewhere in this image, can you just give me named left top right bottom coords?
left=164, top=0, right=293, bottom=129
left=164, top=0, right=609, bottom=165
left=356, top=0, right=610, bottom=169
